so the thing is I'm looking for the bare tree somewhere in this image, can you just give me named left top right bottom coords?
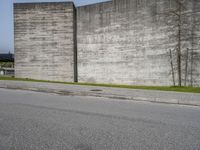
left=162, top=0, right=193, bottom=86
left=169, top=0, right=186, bottom=86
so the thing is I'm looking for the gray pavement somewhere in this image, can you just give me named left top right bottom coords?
left=0, top=80, right=200, bottom=106
left=0, top=88, right=200, bottom=150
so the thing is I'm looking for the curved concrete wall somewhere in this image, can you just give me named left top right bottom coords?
left=77, top=0, right=200, bottom=86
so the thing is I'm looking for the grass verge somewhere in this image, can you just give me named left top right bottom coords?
left=0, top=76, right=200, bottom=94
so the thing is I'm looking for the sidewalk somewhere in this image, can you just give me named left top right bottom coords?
left=0, top=80, right=200, bottom=106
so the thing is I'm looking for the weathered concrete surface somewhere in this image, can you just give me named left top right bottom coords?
left=77, top=0, right=200, bottom=86
left=13, top=0, right=200, bottom=86
left=190, top=1, right=200, bottom=86
left=14, top=2, right=77, bottom=82
left=0, top=80, right=200, bottom=106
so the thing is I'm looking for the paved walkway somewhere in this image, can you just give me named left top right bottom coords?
left=0, top=80, right=200, bottom=106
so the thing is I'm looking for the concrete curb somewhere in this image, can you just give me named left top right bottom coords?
left=0, top=80, right=200, bottom=107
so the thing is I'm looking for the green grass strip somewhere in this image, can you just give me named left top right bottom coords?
left=0, top=76, right=200, bottom=94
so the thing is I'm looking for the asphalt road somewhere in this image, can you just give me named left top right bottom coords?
left=0, top=88, right=200, bottom=150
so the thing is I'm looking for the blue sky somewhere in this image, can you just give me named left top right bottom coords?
left=0, top=0, right=108, bottom=53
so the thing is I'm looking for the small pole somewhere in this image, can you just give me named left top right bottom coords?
left=169, top=49, right=175, bottom=86
left=184, top=48, right=189, bottom=86
left=190, top=48, right=194, bottom=87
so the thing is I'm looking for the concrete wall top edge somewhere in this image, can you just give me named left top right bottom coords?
left=77, top=1, right=112, bottom=9
left=14, top=1, right=75, bottom=7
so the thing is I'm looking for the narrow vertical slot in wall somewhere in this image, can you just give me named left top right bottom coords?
left=73, top=4, right=78, bottom=82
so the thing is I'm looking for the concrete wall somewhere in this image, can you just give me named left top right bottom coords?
left=77, top=0, right=200, bottom=86
left=14, top=2, right=77, bottom=82
left=190, top=0, right=200, bottom=86
left=14, top=0, right=200, bottom=86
